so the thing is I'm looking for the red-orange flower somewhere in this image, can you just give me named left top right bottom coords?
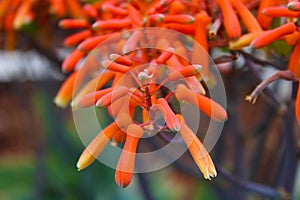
left=177, top=115, right=217, bottom=180
left=115, top=124, right=143, bottom=188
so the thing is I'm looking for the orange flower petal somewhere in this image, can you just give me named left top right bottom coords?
left=216, top=0, right=241, bottom=38
left=150, top=98, right=181, bottom=132
left=62, top=49, right=85, bottom=73
left=288, top=39, right=300, bottom=77
left=163, top=14, right=195, bottom=24
left=295, top=83, right=300, bottom=125
left=250, top=22, right=296, bottom=49
left=230, top=0, right=262, bottom=33
left=177, top=115, right=217, bottom=180
left=64, top=30, right=92, bottom=47
left=102, top=60, right=131, bottom=74
left=115, top=124, right=143, bottom=188
left=59, top=19, right=90, bottom=29
left=78, top=88, right=113, bottom=108
left=175, top=84, right=227, bottom=121
left=71, top=70, right=115, bottom=107
left=96, top=86, right=128, bottom=108
left=168, top=64, right=202, bottom=81
left=77, top=122, right=120, bottom=171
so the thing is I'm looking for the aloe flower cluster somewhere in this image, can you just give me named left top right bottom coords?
left=2, top=0, right=300, bottom=189
left=51, top=0, right=300, bottom=188
left=65, top=42, right=227, bottom=187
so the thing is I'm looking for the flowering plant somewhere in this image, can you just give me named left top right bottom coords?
left=1, top=0, right=299, bottom=198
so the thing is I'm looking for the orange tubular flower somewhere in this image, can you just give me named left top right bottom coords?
left=169, top=1, right=186, bottom=14
left=59, top=19, right=90, bottom=29
left=148, top=0, right=174, bottom=14
left=163, top=14, right=195, bottom=24
left=168, top=64, right=202, bottom=81
left=216, top=0, right=241, bottom=39
left=112, top=129, right=127, bottom=145
left=64, top=30, right=92, bottom=47
left=102, top=60, right=131, bottom=74
left=115, top=112, right=134, bottom=130
left=78, top=88, right=113, bottom=108
left=62, top=49, right=85, bottom=72
left=229, top=32, right=263, bottom=50
left=127, top=3, right=143, bottom=27
left=122, top=30, right=143, bottom=54
left=296, top=83, right=300, bottom=125
left=262, top=7, right=300, bottom=18
left=192, top=11, right=210, bottom=75
left=175, top=84, right=227, bottom=122
left=102, top=4, right=128, bottom=16
left=49, top=0, right=66, bottom=17
left=281, top=31, right=300, bottom=46
left=96, top=86, right=128, bottom=108
left=250, top=22, right=296, bottom=49
left=149, top=13, right=165, bottom=23
left=65, top=0, right=85, bottom=18
left=156, top=48, right=175, bottom=64
left=13, top=0, right=32, bottom=29
left=166, top=55, right=206, bottom=95
left=78, top=33, right=118, bottom=52
left=150, top=98, right=181, bottom=132
left=71, top=71, right=115, bottom=107
left=54, top=70, right=81, bottom=108
left=92, top=18, right=131, bottom=30
left=77, top=122, right=120, bottom=171
left=82, top=4, right=98, bottom=18
left=230, top=0, right=262, bottom=33
left=109, top=54, right=133, bottom=66
left=288, top=39, right=300, bottom=77
left=257, top=0, right=277, bottom=29
left=165, top=23, right=195, bottom=35
left=177, top=115, right=217, bottom=180
left=0, top=0, right=11, bottom=18
left=115, top=124, right=143, bottom=188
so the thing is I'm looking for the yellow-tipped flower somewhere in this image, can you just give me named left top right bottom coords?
left=76, top=122, right=120, bottom=171
left=177, top=115, right=217, bottom=180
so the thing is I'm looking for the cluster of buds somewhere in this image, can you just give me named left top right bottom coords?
left=51, top=0, right=300, bottom=188
left=70, top=43, right=227, bottom=187
left=0, top=0, right=86, bottom=50
left=1, top=0, right=297, bottom=188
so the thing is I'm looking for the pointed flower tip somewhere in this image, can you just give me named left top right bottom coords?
left=122, top=49, right=130, bottom=55
left=53, top=96, right=69, bottom=108
left=109, top=53, right=118, bottom=61
left=170, top=124, right=181, bottom=132
left=92, top=24, right=101, bottom=31
left=116, top=178, right=130, bottom=188
left=95, top=99, right=103, bottom=108
left=76, top=162, right=84, bottom=171
left=194, top=64, right=202, bottom=72
left=287, top=4, right=295, bottom=11
left=189, top=18, right=195, bottom=24
left=70, top=100, right=77, bottom=108
left=203, top=165, right=217, bottom=180
left=77, top=166, right=83, bottom=172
